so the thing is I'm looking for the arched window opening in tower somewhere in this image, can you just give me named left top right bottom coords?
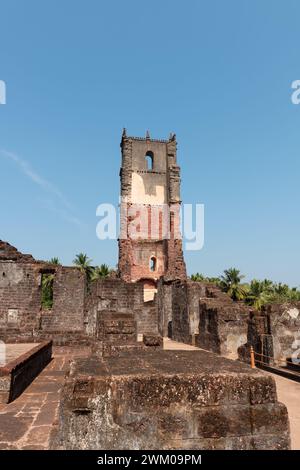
left=150, top=256, right=157, bottom=272
left=145, top=151, right=154, bottom=170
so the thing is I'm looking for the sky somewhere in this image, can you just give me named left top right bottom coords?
left=0, top=0, right=300, bottom=285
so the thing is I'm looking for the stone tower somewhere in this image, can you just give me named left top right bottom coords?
left=118, top=130, right=186, bottom=298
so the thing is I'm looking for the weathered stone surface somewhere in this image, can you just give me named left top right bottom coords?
left=262, top=303, right=300, bottom=362
left=0, top=346, right=91, bottom=449
left=0, top=247, right=86, bottom=341
left=52, top=350, right=290, bottom=450
left=0, top=341, right=52, bottom=403
left=143, top=334, right=163, bottom=348
left=158, top=279, right=249, bottom=359
left=0, top=240, right=35, bottom=263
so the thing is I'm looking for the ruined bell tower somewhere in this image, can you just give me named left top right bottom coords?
left=118, top=130, right=186, bottom=296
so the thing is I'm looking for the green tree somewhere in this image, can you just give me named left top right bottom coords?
left=41, top=273, right=54, bottom=309
left=49, top=257, right=61, bottom=265
left=219, top=268, right=247, bottom=301
left=191, top=273, right=205, bottom=281
left=287, top=287, right=300, bottom=302
left=245, top=279, right=273, bottom=310
left=73, top=253, right=94, bottom=281
left=191, top=268, right=300, bottom=307
left=190, top=273, right=220, bottom=286
left=267, top=282, right=300, bottom=303
left=91, top=264, right=111, bottom=280
left=206, top=276, right=221, bottom=286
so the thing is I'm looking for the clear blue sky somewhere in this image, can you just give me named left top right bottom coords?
left=0, top=0, right=300, bottom=285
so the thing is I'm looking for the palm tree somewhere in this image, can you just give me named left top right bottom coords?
left=191, top=273, right=205, bottom=281
left=190, top=273, right=221, bottom=286
left=73, top=253, right=94, bottom=281
left=287, top=287, right=300, bottom=302
left=206, top=276, right=221, bottom=286
left=91, top=264, right=111, bottom=280
left=41, top=273, right=54, bottom=309
left=245, top=279, right=272, bottom=310
left=49, top=257, right=61, bottom=265
left=273, top=283, right=290, bottom=297
left=219, top=268, right=247, bottom=301
left=267, top=282, right=300, bottom=303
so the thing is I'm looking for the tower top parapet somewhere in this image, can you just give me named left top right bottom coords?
left=121, top=129, right=177, bottom=145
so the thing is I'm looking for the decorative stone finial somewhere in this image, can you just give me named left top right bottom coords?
left=122, top=128, right=127, bottom=138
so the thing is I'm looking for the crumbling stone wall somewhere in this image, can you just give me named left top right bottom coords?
left=40, top=267, right=85, bottom=332
left=196, top=285, right=249, bottom=359
left=158, top=279, right=248, bottom=359
left=158, top=279, right=207, bottom=343
left=96, top=311, right=137, bottom=344
left=0, top=241, right=159, bottom=343
left=171, top=280, right=206, bottom=344
left=157, top=278, right=173, bottom=337
left=0, top=240, right=35, bottom=263
left=0, top=241, right=43, bottom=337
left=84, top=278, right=158, bottom=338
left=240, top=302, right=300, bottom=365
left=52, top=350, right=290, bottom=450
left=0, top=262, right=38, bottom=333
left=0, top=241, right=86, bottom=342
left=263, top=302, right=300, bottom=361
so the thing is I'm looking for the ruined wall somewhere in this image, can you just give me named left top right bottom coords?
left=0, top=240, right=35, bottom=263
left=197, top=298, right=249, bottom=359
left=240, top=302, right=300, bottom=364
left=171, top=281, right=207, bottom=344
left=0, top=241, right=86, bottom=341
left=40, top=267, right=85, bottom=332
left=263, top=302, right=300, bottom=361
left=161, top=279, right=248, bottom=359
left=0, top=260, right=42, bottom=336
left=158, top=279, right=208, bottom=340
left=167, top=280, right=207, bottom=344
left=84, top=278, right=158, bottom=337
left=0, top=241, right=159, bottom=343
left=157, top=278, right=172, bottom=337
left=238, top=302, right=300, bottom=366
left=52, top=350, right=290, bottom=450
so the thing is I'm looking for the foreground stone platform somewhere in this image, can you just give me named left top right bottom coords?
left=52, top=350, right=290, bottom=450
left=0, top=346, right=91, bottom=449
left=0, top=341, right=52, bottom=404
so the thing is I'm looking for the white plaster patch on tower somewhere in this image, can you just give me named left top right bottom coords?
left=131, top=172, right=166, bottom=204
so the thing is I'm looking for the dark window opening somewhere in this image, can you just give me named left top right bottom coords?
left=41, top=272, right=54, bottom=310
left=2, top=272, right=5, bottom=277
left=168, top=320, right=172, bottom=338
left=150, top=257, right=157, bottom=272
left=145, top=151, right=154, bottom=170
left=170, top=211, right=174, bottom=238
